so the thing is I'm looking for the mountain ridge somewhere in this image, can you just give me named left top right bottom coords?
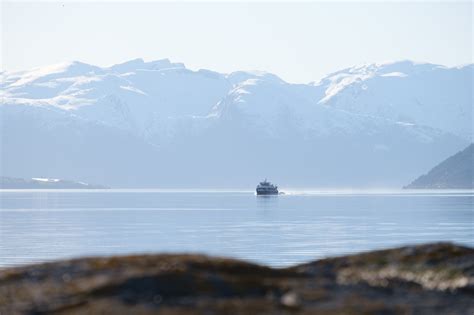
left=1, top=58, right=472, bottom=187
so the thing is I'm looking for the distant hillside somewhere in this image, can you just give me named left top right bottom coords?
left=405, top=144, right=473, bottom=189
left=0, top=177, right=108, bottom=189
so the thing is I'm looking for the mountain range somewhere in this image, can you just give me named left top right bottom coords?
left=1, top=59, right=472, bottom=188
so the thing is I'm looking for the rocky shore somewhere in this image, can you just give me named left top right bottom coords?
left=1, top=243, right=473, bottom=314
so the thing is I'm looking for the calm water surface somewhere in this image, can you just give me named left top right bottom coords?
left=0, top=190, right=472, bottom=268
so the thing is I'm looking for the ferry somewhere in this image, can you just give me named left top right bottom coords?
left=256, top=179, right=279, bottom=195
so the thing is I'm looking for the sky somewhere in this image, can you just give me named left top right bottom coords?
left=1, top=1, right=472, bottom=83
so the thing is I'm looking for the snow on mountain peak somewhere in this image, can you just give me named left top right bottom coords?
left=108, top=58, right=145, bottom=72
left=1, top=58, right=471, bottom=142
left=108, top=58, right=185, bottom=73
left=316, top=60, right=452, bottom=104
left=6, top=61, right=101, bottom=87
left=226, top=70, right=284, bottom=86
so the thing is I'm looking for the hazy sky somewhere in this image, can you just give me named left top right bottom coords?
left=2, top=1, right=472, bottom=83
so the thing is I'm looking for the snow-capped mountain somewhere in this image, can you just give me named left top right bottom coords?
left=317, top=61, right=473, bottom=139
left=1, top=59, right=471, bottom=187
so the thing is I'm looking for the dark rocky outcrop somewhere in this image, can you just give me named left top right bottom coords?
left=0, top=243, right=473, bottom=314
left=405, top=144, right=473, bottom=189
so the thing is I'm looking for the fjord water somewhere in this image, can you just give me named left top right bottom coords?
left=0, top=190, right=472, bottom=268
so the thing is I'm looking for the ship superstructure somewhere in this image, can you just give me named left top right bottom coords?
left=256, top=179, right=279, bottom=195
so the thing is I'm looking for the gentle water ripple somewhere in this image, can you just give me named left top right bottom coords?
left=0, top=190, right=473, bottom=268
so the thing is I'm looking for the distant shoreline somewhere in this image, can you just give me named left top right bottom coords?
left=0, top=176, right=108, bottom=189
left=1, top=188, right=473, bottom=194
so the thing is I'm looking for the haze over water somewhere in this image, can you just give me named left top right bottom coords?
left=0, top=190, right=472, bottom=268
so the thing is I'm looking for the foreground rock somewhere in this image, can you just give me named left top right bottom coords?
left=1, top=243, right=473, bottom=314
